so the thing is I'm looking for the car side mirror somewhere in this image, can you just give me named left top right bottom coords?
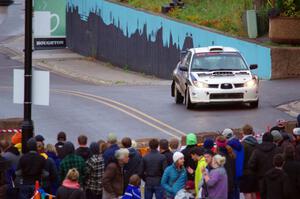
left=179, top=66, right=188, bottom=72
left=249, top=64, right=258, bottom=70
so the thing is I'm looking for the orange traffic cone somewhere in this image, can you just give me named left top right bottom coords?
left=33, top=181, right=41, bottom=199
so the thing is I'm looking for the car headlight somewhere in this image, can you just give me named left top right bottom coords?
left=193, top=81, right=208, bottom=88
left=244, top=79, right=257, bottom=88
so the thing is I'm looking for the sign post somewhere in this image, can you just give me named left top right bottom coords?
left=22, top=0, right=34, bottom=154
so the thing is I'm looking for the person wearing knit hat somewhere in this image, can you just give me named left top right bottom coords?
left=103, top=133, right=119, bottom=166
left=203, top=138, right=215, bottom=150
left=17, top=138, right=46, bottom=199
left=215, top=135, right=236, bottom=199
left=161, top=151, right=187, bottom=198
left=182, top=133, right=198, bottom=180
left=271, top=130, right=283, bottom=145
left=222, top=128, right=234, bottom=140
left=216, top=136, right=227, bottom=149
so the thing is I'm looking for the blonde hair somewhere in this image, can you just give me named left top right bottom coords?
left=213, top=154, right=226, bottom=167
left=45, top=144, right=57, bottom=154
left=66, top=168, right=79, bottom=181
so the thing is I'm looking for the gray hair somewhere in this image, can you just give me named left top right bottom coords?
left=213, top=154, right=226, bottom=167
left=115, top=148, right=129, bottom=160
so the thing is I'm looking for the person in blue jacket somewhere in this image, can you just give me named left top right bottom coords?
left=122, top=174, right=141, bottom=199
left=161, top=152, right=187, bottom=198
left=228, top=135, right=244, bottom=199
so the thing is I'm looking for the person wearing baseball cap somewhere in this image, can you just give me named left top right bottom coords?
left=222, top=128, right=234, bottom=140
left=161, top=152, right=187, bottom=198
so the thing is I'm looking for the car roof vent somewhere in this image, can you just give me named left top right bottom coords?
left=208, top=46, right=224, bottom=52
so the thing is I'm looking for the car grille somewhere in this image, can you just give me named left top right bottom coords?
left=210, top=93, right=244, bottom=99
left=212, top=72, right=234, bottom=76
left=234, top=83, right=244, bottom=88
left=221, top=83, right=233, bottom=89
left=208, top=84, right=219, bottom=88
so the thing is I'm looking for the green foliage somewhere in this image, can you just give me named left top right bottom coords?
left=124, top=0, right=253, bottom=36
left=282, top=0, right=297, bottom=16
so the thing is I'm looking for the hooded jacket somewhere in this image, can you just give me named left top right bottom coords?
left=283, top=158, right=300, bottom=199
left=17, top=138, right=46, bottom=185
left=122, top=184, right=141, bottom=199
left=248, top=142, right=278, bottom=179
left=241, top=135, right=257, bottom=175
left=103, top=144, right=120, bottom=167
left=194, top=156, right=207, bottom=198
left=56, top=179, right=85, bottom=199
left=161, top=164, right=187, bottom=197
left=228, top=138, right=244, bottom=180
left=182, top=133, right=198, bottom=180
left=124, top=148, right=142, bottom=189
left=261, top=168, right=291, bottom=199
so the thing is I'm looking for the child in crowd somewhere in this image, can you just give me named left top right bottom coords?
left=175, top=180, right=196, bottom=199
left=122, top=174, right=141, bottom=199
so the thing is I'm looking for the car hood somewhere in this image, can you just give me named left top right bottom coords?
left=191, top=71, right=253, bottom=84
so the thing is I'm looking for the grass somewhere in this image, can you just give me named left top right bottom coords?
left=120, top=0, right=254, bottom=36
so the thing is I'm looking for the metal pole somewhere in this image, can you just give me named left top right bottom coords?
left=22, top=0, right=34, bottom=153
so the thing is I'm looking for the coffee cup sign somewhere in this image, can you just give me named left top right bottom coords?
left=34, top=11, right=60, bottom=37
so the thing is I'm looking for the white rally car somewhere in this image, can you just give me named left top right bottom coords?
left=171, top=46, right=259, bottom=109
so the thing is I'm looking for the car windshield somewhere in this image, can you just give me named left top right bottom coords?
left=191, top=53, right=248, bottom=71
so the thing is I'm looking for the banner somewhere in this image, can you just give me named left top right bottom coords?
left=33, top=0, right=66, bottom=49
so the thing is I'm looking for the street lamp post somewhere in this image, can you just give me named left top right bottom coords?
left=21, top=0, right=34, bottom=153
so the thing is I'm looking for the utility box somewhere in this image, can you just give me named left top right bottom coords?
left=246, top=10, right=258, bottom=39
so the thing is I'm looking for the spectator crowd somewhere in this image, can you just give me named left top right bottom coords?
left=0, top=114, right=300, bottom=199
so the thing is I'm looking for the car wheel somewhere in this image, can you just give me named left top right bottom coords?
left=185, top=87, right=194, bottom=109
left=174, top=85, right=184, bottom=104
left=249, top=100, right=259, bottom=109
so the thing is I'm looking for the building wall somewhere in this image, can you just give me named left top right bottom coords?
left=67, top=0, right=272, bottom=79
left=271, top=47, right=300, bottom=79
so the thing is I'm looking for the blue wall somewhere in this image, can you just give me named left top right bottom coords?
left=67, top=0, right=272, bottom=79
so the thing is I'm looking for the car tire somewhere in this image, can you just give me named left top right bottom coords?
left=185, top=87, right=194, bottom=109
left=249, top=100, right=259, bottom=109
left=174, top=85, right=184, bottom=104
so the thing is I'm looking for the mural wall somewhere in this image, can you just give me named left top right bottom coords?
left=67, top=0, right=272, bottom=79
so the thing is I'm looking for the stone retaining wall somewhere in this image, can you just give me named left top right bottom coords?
left=271, top=47, right=300, bottom=79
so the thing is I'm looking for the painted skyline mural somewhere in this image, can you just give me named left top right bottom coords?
left=67, top=0, right=272, bottom=79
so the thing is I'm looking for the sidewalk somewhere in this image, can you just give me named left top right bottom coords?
left=0, top=35, right=170, bottom=85
left=277, top=101, right=300, bottom=118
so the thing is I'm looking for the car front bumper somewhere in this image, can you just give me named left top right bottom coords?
left=189, top=86, right=259, bottom=104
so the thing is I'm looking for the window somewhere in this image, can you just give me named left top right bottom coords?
left=191, top=53, right=248, bottom=71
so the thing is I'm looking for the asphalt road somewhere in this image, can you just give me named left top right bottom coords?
left=1, top=1, right=300, bottom=146
left=1, top=51, right=300, bottom=145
